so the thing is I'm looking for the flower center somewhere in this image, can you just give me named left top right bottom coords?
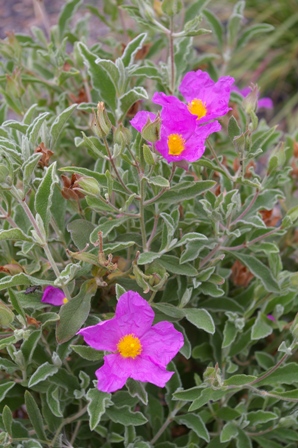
left=117, top=334, right=142, bottom=359
left=187, top=99, right=207, bottom=119
left=167, top=134, right=185, bottom=156
left=63, top=297, right=68, bottom=304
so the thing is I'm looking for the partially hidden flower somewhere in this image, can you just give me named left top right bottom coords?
left=232, top=85, right=273, bottom=110
left=131, top=96, right=221, bottom=163
left=78, top=290, right=184, bottom=393
left=178, top=69, right=235, bottom=123
left=41, top=286, right=69, bottom=306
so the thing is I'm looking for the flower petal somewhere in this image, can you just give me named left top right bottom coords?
left=41, top=286, right=66, bottom=306
left=130, top=356, right=174, bottom=388
left=95, top=354, right=129, bottom=393
left=140, top=321, right=184, bottom=366
left=130, top=111, right=156, bottom=133
left=77, top=318, right=120, bottom=351
left=115, top=291, right=155, bottom=338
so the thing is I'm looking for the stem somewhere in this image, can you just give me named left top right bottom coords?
left=206, top=139, right=234, bottom=181
left=144, top=164, right=176, bottom=206
left=221, top=227, right=280, bottom=251
left=13, top=191, right=70, bottom=299
left=51, top=404, right=88, bottom=447
left=249, top=353, right=289, bottom=386
left=102, top=136, right=134, bottom=196
left=231, top=189, right=260, bottom=226
left=199, top=243, right=221, bottom=269
left=169, top=17, right=175, bottom=94
left=146, top=213, right=159, bottom=251
left=139, top=177, right=147, bottom=252
left=150, top=401, right=186, bottom=444
left=0, top=204, right=18, bottom=228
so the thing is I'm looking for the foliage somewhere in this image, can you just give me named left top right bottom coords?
left=0, top=0, right=298, bottom=447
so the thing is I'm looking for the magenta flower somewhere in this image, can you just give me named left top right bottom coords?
left=178, top=70, right=234, bottom=123
left=131, top=96, right=221, bottom=163
left=78, top=290, right=184, bottom=393
left=232, top=86, right=273, bottom=110
left=41, top=286, right=68, bottom=306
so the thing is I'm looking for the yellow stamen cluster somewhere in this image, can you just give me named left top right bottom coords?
left=117, top=334, right=142, bottom=359
left=63, top=297, right=69, bottom=304
left=188, top=98, right=207, bottom=119
left=167, top=133, right=186, bottom=156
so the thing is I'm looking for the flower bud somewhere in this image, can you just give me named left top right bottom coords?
left=74, top=176, right=101, bottom=196
left=243, top=84, right=259, bottom=114
left=113, top=124, right=132, bottom=149
left=141, top=114, right=161, bottom=143
left=95, top=102, right=112, bottom=136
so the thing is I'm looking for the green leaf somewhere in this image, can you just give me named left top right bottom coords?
left=220, top=421, right=238, bottom=443
left=247, top=410, right=277, bottom=426
left=202, top=9, right=224, bottom=48
left=185, top=0, right=211, bottom=23
left=2, top=405, right=13, bottom=435
left=67, top=219, right=96, bottom=250
left=78, top=42, right=116, bottom=110
left=138, top=252, right=162, bottom=265
left=58, top=0, right=82, bottom=39
left=50, top=104, right=77, bottom=148
left=26, top=112, right=50, bottom=144
left=159, top=255, right=197, bottom=276
left=0, top=273, right=50, bottom=291
left=251, top=312, right=273, bottom=340
left=22, top=153, right=42, bottom=188
left=224, top=374, right=257, bottom=386
left=189, top=388, right=226, bottom=411
left=184, top=308, right=215, bottom=334
left=153, top=303, right=185, bottom=319
left=0, top=228, right=33, bottom=242
left=237, top=23, right=274, bottom=49
left=28, top=362, right=59, bottom=387
left=222, top=321, right=238, bottom=348
left=176, top=413, right=209, bottom=442
left=56, top=280, right=97, bottom=343
left=34, top=162, right=58, bottom=234
left=0, top=301, right=15, bottom=326
left=126, top=378, right=148, bottom=405
left=25, top=391, right=47, bottom=442
left=106, top=405, right=148, bottom=426
left=256, top=362, right=298, bottom=387
left=71, top=345, right=104, bottom=361
left=0, top=381, right=15, bottom=401
left=121, top=33, right=147, bottom=67
left=156, top=180, right=216, bottom=204
left=236, top=428, right=252, bottom=448
left=147, top=175, right=170, bottom=188
left=118, top=87, right=148, bottom=120
left=86, top=388, right=112, bottom=430
left=228, top=116, right=241, bottom=139
left=46, top=385, right=63, bottom=418
left=232, top=252, right=280, bottom=293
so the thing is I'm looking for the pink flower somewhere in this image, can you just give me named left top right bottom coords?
left=131, top=96, right=221, bottom=163
left=41, top=286, right=68, bottom=306
left=178, top=70, right=234, bottom=123
left=78, top=290, right=184, bottom=393
left=232, top=86, right=273, bottom=110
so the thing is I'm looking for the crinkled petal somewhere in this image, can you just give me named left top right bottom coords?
left=130, top=111, right=156, bottom=133
left=140, top=321, right=184, bottom=366
left=41, top=286, right=66, bottom=306
left=153, top=93, right=196, bottom=136
left=130, top=356, right=174, bottom=388
left=156, top=120, right=221, bottom=163
left=95, top=354, right=129, bottom=393
left=179, top=70, right=234, bottom=123
left=115, top=291, right=155, bottom=338
left=77, top=319, right=120, bottom=351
